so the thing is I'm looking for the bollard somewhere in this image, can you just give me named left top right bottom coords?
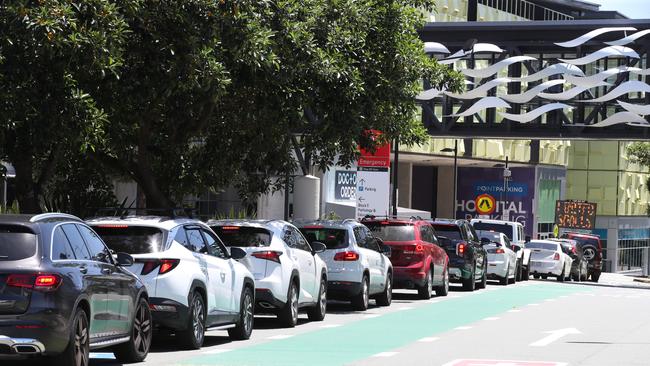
left=644, top=248, right=649, bottom=277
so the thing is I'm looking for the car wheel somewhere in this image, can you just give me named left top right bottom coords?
left=418, top=267, right=433, bottom=299
left=522, top=263, right=530, bottom=281
left=53, top=307, right=89, bottom=366
left=476, top=263, right=487, bottom=290
left=591, top=270, right=601, bottom=282
left=533, top=274, right=540, bottom=279
left=308, top=277, right=327, bottom=321
left=541, top=275, right=548, bottom=280
left=508, top=263, right=517, bottom=284
left=352, top=275, right=370, bottom=311
left=376, top=272, right=392, bottom=306
left=177, top=291, right=206, bottom=349
left=462, top=263, right=476, bottom=291
left=557, top=267, right=566, bottom=282
left=500, top=264, right=509, bottom=286
left=434, top=265, right=449, bottom=297
left=278, top=281, right=299, bottom=327
left=114, top=297, right=152, bottom=362
left=515, top=260, right=522, bottom=282
left=229, top=286, right=254, bottom=340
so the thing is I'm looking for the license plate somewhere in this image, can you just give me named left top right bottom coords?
left=531, top=262, right=541, bottom=267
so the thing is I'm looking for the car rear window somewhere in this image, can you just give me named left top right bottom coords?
left=570, top=236, right=600, bottom=249
left=0, top=225, right=37, bottom=261
left=472, top=222, right=514, bottom=240
left=211, top=226, right=272, bottom=247
left=365, top=223, right=415, bottom=242
left=431, top=224, right=462, bottom=240
left=92, top=225, right=165, bottom=254
left=477, top=231, right=500, bottom=242
left=526, top=242, right=559, bottom=251
left=298, top=227, right=347, bottom=249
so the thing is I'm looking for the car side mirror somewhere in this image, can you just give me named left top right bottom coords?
left=511, top=244, right=521, bottom=252
left=311, top=241, right=327, bottom=254
left=229, top=247, right=247, bottom=260
left=116, top=252, right=134, bottom=267
left=380, top=244, right=392, bottom=257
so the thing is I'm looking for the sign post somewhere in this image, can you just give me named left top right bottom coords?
left=356, top=131, right=390, bottom=219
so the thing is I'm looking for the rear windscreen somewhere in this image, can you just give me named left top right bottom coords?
left=571, top=237, right=600, bottom=249
left=477, top=231, right=500, bottom=242
left=0, top=226, right=37, bottom=261
left=431, top=224, right=462, bottom=240
left=298, top=228, right=347, bottom=249
left=472, top=223, right=514, bottom=240
left=211, top=226, right=272, bottom=247
left=526, top=242, right=558, bottom=251
left=92, top=226, right=165, bottom=254
left=366, top=223, right=415, bottom=242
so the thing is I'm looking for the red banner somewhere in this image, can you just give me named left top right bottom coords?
left=358, top=130, right=391, bottom=168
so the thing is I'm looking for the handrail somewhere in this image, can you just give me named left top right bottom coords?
left=478, top=0, right=574, bottom=21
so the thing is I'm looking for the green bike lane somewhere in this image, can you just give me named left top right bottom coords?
left=181, top=283, right=590, bottom=366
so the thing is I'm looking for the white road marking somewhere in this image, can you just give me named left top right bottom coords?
left=507, top=309, right=522, bottom=313
left=320, top=324, right=342, bottom=328
left=397, top=306, right=414, bottom=311
left=454, top=326, right=472, bottom=330
left=202, top=349, right=233, bottom=355
left=483, top=317, right=500, bottom=321
left=90, top=353, right=115, bottom=360
left=418, top=337, right=440, bottom=342
left=530, top=328, right=581, bottom=347
left=528, top=303, right=540, bottom=306
left=267, top=334, right=294, bottom=340
left=364, top=314, right=380, bottom=319
left=373, top=352, right=398, bottom=357
left=545, top=299, right=556, bottom=302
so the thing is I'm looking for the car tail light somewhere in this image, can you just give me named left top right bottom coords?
left=495, top=248, right=505, bottom=254
left=7, top=274, right=62, bottom=292
left=252, top=250, right=282, bottom=263
left=381, top=221, right=390, bottom=225
left=159, top=259, right=180, bottom=274
left=457, top=242, right=466, bottom=256
left=140, top=260, right=160, bottom=275
left=553, top=253, right=560, bottom=261
left=334, top=251, right=360, bottom=261
left=139, top=259, right=180, bottom=275
left=403, top=244, right=425, bottom=255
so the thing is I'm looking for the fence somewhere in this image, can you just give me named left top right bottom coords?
left=616, top=247, right=650, bottom=275
left=478, top=0, right=574, bottom=21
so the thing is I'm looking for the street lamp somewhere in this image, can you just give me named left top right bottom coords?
left=441, top=139, right=458, bottom=219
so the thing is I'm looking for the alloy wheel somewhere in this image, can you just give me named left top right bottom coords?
left=319, top=281, right=327, bottom=315
left=362, top=278, right=369, bottom=307
left=133, top=301, right=152, bottom=355
left=74, top=312, right=89, bottom=366
left=290, top=284, right=298, bottom=324
left=444, top=267, right=449, bottom=293
left=192, top=296, right=205, bottom=344
left=243, top=291, right=253, bottom=335
left=386, top=276, right=392, bottom=303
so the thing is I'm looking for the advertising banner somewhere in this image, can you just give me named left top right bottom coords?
left=456, top=167, right=535, bottom=237
left=334, top=170, right=357, bottom=201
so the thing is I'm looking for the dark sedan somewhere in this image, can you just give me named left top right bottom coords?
left=0, top=213, right=151, bottom=365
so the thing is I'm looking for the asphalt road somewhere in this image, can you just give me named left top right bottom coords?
left=13, top=277, right=650, bottom=366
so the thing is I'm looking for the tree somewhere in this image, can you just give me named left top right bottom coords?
left=627, top=142, right=650, bottom=215
left=0, top=1, right=131, bottom=212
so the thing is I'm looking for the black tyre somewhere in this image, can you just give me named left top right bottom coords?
left=278, top=281, right=299, bottom=327
left=376, top=272, right=392, bottom=306
left=351, top=275, right=370, bottom=311
left=53, top=307, right=89, bottom=366
left=541, top=274, right=548, bottom=280
left=462, top=264, right=476, bottom=291
left=114, top=297, right=153, bottom=363
left=476, top=264, right=487, bottom=289
left=417, top=267, right=433, bottom=299
left=533, top=274, right=540, bottom=279
left=515, top=260, right=523, bottom=282
left=522, top=265, right=530, bottom=281
left=228, top=286, right=254, bottom=340
left=591, top=270, right=601, bottom=282
left=177, top=291, right=206, bottom=350
left=557, top=267, right=565, bottom=282
left=434, top=265, right=449, bottom=297
left=500, top=264, right=509, bottom=286
left=508, top=266, right=517, bottom=284
left=308, top=277, right=327, bottom=321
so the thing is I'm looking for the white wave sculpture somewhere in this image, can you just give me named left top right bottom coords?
left=565, top=66, right=640, bottom=88
left=438, top=43, right=505, bottom=65
left=539, top=86, right=588, bottom=101
left=580, top=81, right=650, bottom=103
left=627, top=121, right=650, bottom=127
left=606, top=29, right=650, bottom=46
left=558, top=46, right=639, bottom=66
left=460, top=56, right=536, bottom=79
left=631, top=68, right=650, bottom=76
left=444, top=78, right=511, bottom=100
left=416, top=88, right=442, bottom=101
left=618, top=101, right=650, bottom=116
left=447, top=97, right=511, bottom=118
left=510, top=63, right=584, bottom=83
left=500, top=80, right=566, bottom=104
left=569, top=112, right=647, bottom=128
left=555, top=27, right=637, bottom=48
left=499, top=103, right=572, bottom=123
left=424, top=42, right=450, bottom=54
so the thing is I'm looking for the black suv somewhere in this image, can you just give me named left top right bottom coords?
left=0, top=213, right=151, bottom=365
left=430, top=219, right=487, bottom=291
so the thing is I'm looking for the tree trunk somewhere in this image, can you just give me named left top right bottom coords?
left=11, top=153, right=41, bottom=214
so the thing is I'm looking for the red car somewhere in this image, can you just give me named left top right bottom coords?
left=562, top=232, right=603, bottom=282
left=361, top=217, right=449, bottom=299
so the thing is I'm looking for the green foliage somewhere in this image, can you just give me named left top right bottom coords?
left=627, top=142, right=650, bottom=216
left=321, top=211, right=342, bottom=220
left=212, top=206, right=257, bottom=220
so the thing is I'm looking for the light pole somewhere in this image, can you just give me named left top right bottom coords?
left=441, top=139, right=458, bottom=219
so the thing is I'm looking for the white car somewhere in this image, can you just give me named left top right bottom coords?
left=471, top=219, right=531, bottom=281
left=209, top=220, right=328, bottom=327
left=294, top=219, right=393, bottom=310
left=88, top=214, right=255, bottom=349
left=476, top=231, right=518, bottom=285
left=527, top=240, right=574, bottom=282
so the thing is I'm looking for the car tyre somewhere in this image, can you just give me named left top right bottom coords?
left=418, top=267, right=433, bottom=299
left=500, top=263, right=509, bottom=286
left=177, top=291, right=206, bottom=350
left=351, top=275, right=370, bottom=311
left=278, top=281, right=299, bottom=327
left=434, top=265, right=449, bottom=297
left=590, top=270, right=601, bottom=282
left=462, top=263, right=476, bottom=291
left=307, top=277, right=327, bottom=321
left=515, top=260, right=523, bottom=282
left=53, top=307, right=89, bottom=366
left=114, top=297, right=152, bottom=363
left=376, top=272, right=392, bottom=306
left=533, top=274, right=540, bottom=279
left=522, top=264, right=530, bottom=281
left=228, top=286, right=254, bottom=340
left=476, top=263, right=487, bottom=290
left=557, top=267, right=566, bottom=282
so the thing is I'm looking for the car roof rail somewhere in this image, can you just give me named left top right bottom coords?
left=360, top=215, right=428, bottom=221
left=342, top=218, right=358, bottom=224
left=30, top=213, right=83, bottom=223
left=89, top=207, right=196, bottom=220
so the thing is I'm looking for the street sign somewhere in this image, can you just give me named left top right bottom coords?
left=443, top=359, right=567, bottom=366
left=475, top=194, right=496, bottom=215
left=554, top=200, right=597, bottom=230
left=334, top=170, right=356, bottom=201
left=355, top=167, right=390, bottom=219
left=358, top=130, right=391, bottom=168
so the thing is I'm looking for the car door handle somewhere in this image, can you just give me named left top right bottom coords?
left=79, top=265, right=88, bottom=274
left=101, top=268, right=112, bottom=275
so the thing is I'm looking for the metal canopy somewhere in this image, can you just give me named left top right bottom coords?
left=418, top=19, right=650, bottom=140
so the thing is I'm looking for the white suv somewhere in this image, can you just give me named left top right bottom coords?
left=470, top=219, right=531, bottom=281
left=87, top=215, right=255, bottom=349
left=294, top=220, right=393, bottom=310
left=208, top=220, right=328, bottom=327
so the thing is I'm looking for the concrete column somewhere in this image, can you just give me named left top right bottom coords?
left=398, top=162, right=412, bottom=209
left=437, top=166, right=455, bottom=219
left=257, top=189, right=285, bottom=220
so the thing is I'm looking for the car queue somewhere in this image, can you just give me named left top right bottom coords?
left=0, top=211, right=603, bottom=365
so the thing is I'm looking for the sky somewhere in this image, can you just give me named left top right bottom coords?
left=591, top=0, right=650, bottom=19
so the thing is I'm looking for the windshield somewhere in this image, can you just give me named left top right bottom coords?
left=431, top=224, right=462, bottom=240
left=92, top=225, right=165, bottom=254
left=570, top=236, right=601, bottom=249
left=472, top=222, right=514, bottom=240
left=526, top=241, right=559, bottom=251
left=477, top=231, right=500, bottom=242
left=211, top=226, right=272, bottom=247
left=365, top=223, right=415, bottom=242
left=298, top=228, right=347, bottom=249
left=0, top=226, right=37, bottom=261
